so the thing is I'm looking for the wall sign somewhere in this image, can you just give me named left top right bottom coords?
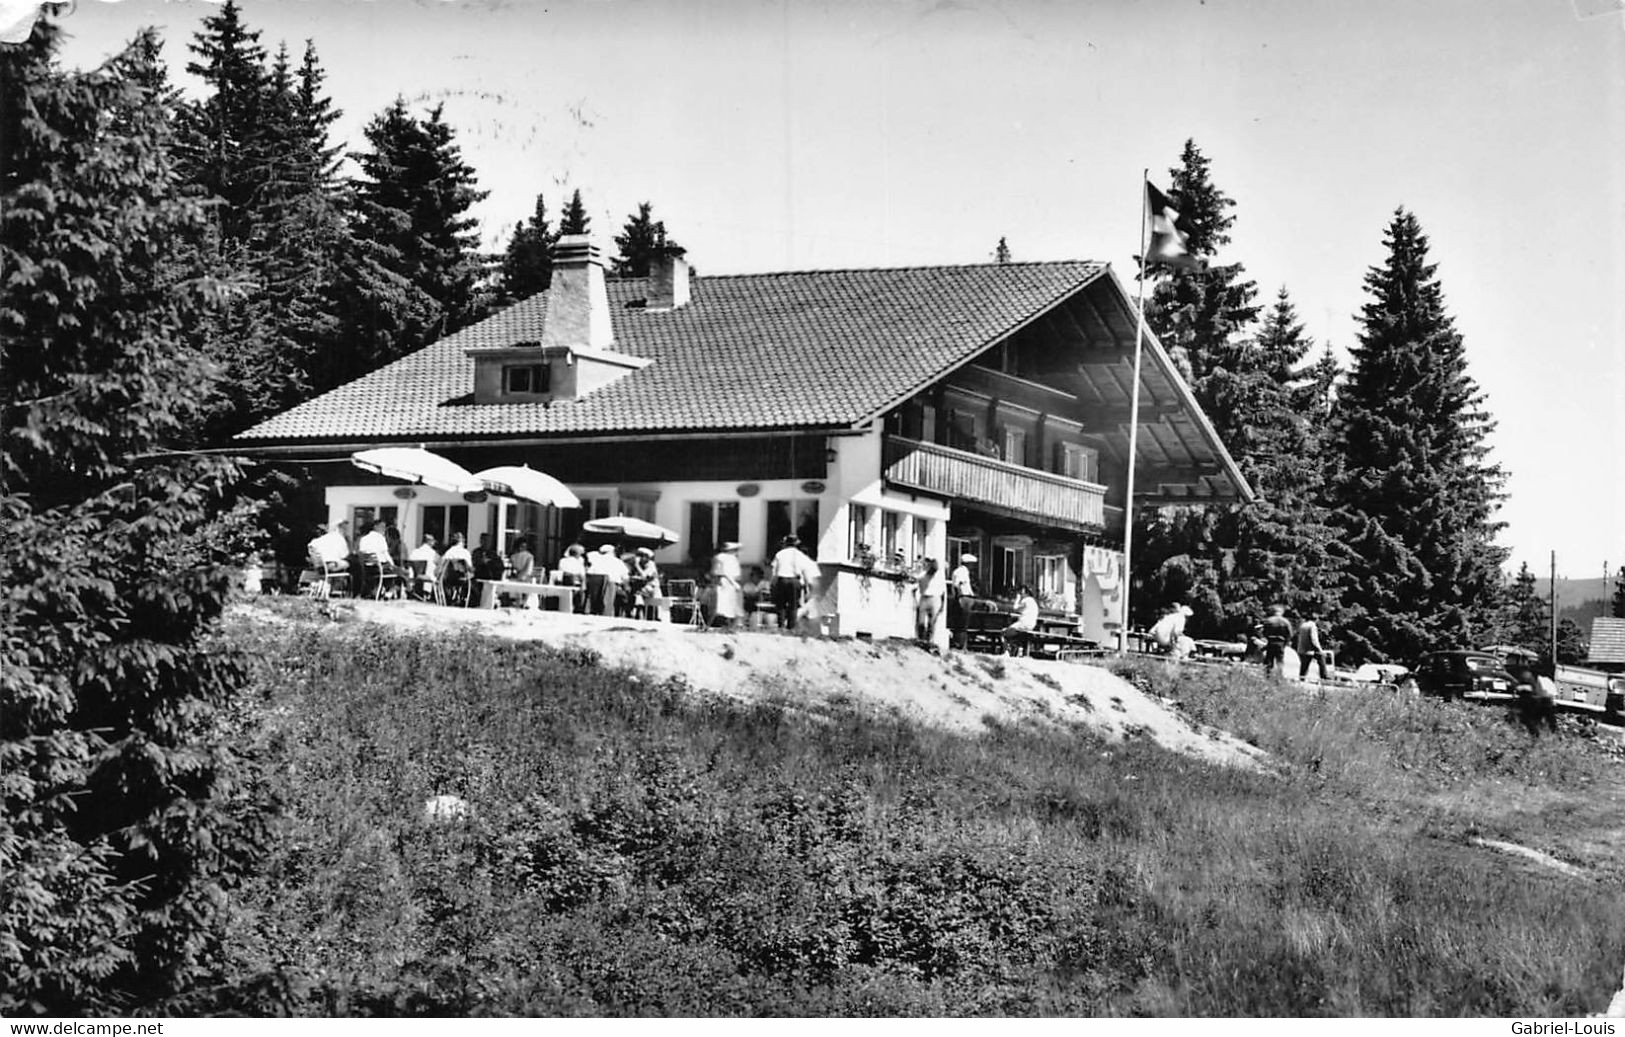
left=463, top=490, right=489, bottom=503
left=736, top=483, right=760, bottom=498
left=392, top=487, right=418, bottom=500
left=800, top=480, right=826, bottom=495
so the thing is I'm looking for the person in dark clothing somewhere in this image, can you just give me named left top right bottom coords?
left=1257, top=603, right=1293, bottom=676
left=1508, top=657, right=1558, bottom=735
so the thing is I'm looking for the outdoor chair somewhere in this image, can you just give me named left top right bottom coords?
left=360, top=558, right=402, bottom=600
left=408, top=560, right=443, bottom=605
left=442, top=563, right=471, bottom=607
left=302, top=562, right=351, bottom=600
left=665, top=579, right=705, bottom=629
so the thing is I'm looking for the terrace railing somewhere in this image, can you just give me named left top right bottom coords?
left=882, top=435, right=1109, bottom=531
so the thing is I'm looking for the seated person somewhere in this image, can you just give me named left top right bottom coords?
left=440, top=532, right=474, bottom=605
left=506, top=537, right=536, bottom=609
left=1149, top=603, right=1195, bottom=660
left=407, top=533, right=440, bottom=599
left=308, top=521, right=350, bottom=575
left=557, top=543, right=587, bottom=613
left=357, top=519, right=401, bottom=595
left=1002, top=585, right=1040, bottom=655
left=741, top=565, right=767, bottom=613
left=473, top=534, right=507, bottom=581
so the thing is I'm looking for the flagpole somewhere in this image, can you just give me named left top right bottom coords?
left=1120, top=169, right=1149, bottom=655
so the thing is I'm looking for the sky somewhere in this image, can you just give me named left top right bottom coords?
left=48, top=0, right=1625, bottom=583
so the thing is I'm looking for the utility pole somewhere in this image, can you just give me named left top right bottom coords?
left=1549, top=550, right=1558, bottom=665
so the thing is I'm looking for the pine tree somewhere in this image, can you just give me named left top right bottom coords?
left=611, top=200, right=683, bottom=278
left=1, top=21, right=258, bottom=1012
left=994, top=236, right=1012, bottom=264
left=1504, top=561, right=1549, bottom=652
left=499, top=191, right=556, bottom=300
left=347, top=98, right=488, bottom=351
left=1332, top=208, right=1508, bottom=663
left=559, top=187, right=590, bottom=235
left=1614, top=564, right=1625, bottom=619
left=177, top=0, right=268, bottom=244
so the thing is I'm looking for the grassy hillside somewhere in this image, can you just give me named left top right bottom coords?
left=208, top=610, right=1625, bottom=1016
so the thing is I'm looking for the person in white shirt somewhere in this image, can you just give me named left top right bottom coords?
left=407, top=534, right=440, bottom=600
left=1002, top=585, right=1040, bottom=655
left=769, top=535, right=820, bottom=631
left=586, top=544, right=628, bottom=616
left=356, top=519, right=401, bottom=596
left=557, top=543, right=587, bottom=612
left=947, top=553, right=976, bottom=648
left=1150, top=602, right=1195, bottom=660
left=309, top=521, right=350, bottom=572
left=439, top=532, right=474, bottom=605
left=710, top=541, right=743, bottom=628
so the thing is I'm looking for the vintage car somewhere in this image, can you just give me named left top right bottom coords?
left=1409, top=649, right=1518, bottom=702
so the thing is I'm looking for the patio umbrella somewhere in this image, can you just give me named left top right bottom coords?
left=474, top=465, right=580, bottom=509
left=350, top=447, right=481, bottom=493
left=581, top=516, right=680, bottom=546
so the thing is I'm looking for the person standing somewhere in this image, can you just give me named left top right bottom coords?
left=587, top=544, right=627, bottom=616
left=1257, top=603, right=1294, bottom=676
left=914, top=557, right=946, bottom=650
left=769, top=535, right=820, bottom=632
left=1295, top=611, right=1331, bottom=681
left=710, top=541, right=743, bottom=628
left=629, top=547, right=663, bottom=619
left=947, top=553, right=977, bottom=648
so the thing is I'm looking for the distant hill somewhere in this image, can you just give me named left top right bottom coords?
left=1551, top=577, right=1611, bottom=613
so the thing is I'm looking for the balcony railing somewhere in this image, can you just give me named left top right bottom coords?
left=883, top=435, right=1109, bottom=531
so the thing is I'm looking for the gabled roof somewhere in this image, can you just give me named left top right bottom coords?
left=1589, top=617, right=1625, bottom=665
left=237, top=262, right=1109, bottom=444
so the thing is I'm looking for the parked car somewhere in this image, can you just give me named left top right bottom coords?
left=1411, top=650, right=1518, bottom=702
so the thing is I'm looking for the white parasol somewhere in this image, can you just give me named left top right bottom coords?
left=474, top=465, right=580, bottom=509
left=581, top=516, right=680, bottom=546
left=350, top=447, right=481, bottom=493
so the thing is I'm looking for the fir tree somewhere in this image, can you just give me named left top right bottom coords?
left=611, top=200, right=683, bottom=278
left=1614, top=564, right=1625, bottom=619
left=1504, top=561, right=1549, bottom=653
left=1332, top=209, right=1508, bottom=663
left=994, top=236, right=1012, bottom=264
left=499, top=191, right=555, bottom=300
left=1, top=21, right=259, bottom=1011
left=177, top=0, right=268, bottom=244
left=346, top=98, right=488, bottom=359
left=559, top=187, right=590, bottom=235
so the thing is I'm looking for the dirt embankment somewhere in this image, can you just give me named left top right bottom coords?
left=240, top=599, right=1269, bottom=772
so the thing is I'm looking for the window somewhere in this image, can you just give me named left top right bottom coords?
left=687, top=501, right=739, bottom=563
left=911, top=516, right=931, bottom=563
left=349, top=505, right=399, bottom=545
left=880, top=511, right=902, bottom=562
left=766, top=499, right=820, bottom=557
left=421, top=504, right=470, bottom=547
left=556, top=496, right=611, bottom=551
left=946, top=535, right=973, bottom=571
left=994, top=544, right=1030, bottom=595
left=503, top=364, right=550, bottom=395
left=1036, top=555, right=1068, bottom=599
left=1056, top=441, right=1099, bottom=483
left=1002, top=426, right=1027, bottom=466
left=847, top=503, right=870, bottom=560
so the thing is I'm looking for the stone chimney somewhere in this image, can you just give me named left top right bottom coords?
left=464, top=233, right=648, bottom=404
left=647, top=251, right=691, bottom=311
left=541, top=234, right=613, bottom=351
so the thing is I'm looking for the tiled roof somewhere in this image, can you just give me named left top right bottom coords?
left=1589, top=617, right=1625, bottom=665
left=236, top=262, right=1108, bottom=444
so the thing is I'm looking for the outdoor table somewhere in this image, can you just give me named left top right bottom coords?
left=479, top=579, right=575, bottom=612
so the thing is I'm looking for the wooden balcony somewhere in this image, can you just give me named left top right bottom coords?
left=883, top=435, right=1109, bottom=532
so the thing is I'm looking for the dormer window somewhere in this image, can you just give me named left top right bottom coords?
left=503, top=363, right=550, bottom=395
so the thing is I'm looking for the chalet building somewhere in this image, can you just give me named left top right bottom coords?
left=236, top=235, right=1250, bottom=644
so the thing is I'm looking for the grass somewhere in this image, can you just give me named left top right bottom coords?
left=211, top=609, right=1625, bottom=1016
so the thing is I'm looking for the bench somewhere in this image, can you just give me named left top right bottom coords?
left=478, top=580, right=575, bottom=612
